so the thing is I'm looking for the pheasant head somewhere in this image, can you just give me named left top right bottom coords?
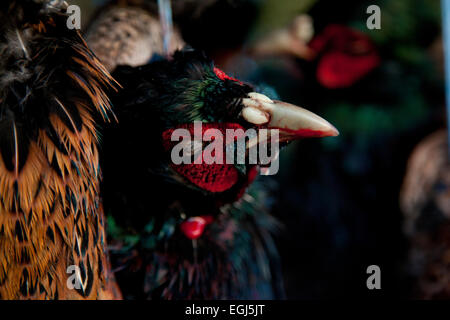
left=106, top=48, right=337, bottom=210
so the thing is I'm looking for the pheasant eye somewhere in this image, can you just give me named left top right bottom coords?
left=213, top=67, right=243, bottom=85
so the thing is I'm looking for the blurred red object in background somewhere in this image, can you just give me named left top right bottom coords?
left=310, top=24, right=380, bottom=88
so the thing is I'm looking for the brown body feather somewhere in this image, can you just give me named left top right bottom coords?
left=0, top=0, right=120, bottom=299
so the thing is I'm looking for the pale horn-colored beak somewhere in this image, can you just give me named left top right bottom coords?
left=241, top=92, right=339, bottom=140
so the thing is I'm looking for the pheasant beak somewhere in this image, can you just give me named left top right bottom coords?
left=241, top=92, right=339, bottom=141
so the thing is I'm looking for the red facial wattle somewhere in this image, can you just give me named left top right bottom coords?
left=162, top=123, right=249, bottom=193
left=213, top=67, right=244, bottom=85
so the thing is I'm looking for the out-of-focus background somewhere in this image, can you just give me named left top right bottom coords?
left=74, top=0, right=448, bottom=299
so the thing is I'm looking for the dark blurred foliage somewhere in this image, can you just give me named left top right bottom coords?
left=75, top=0, right=445, bottom=298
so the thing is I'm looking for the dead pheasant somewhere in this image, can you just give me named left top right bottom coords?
left=0, top=0, right=120, bottom=299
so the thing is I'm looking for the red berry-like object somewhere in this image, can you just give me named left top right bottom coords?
left=180, top=216, right=214, bottom=239
left=180, top=217, right=207, bottom=239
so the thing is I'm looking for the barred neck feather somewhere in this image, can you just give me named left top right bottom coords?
left=0, top=0, right=119, bottom=299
